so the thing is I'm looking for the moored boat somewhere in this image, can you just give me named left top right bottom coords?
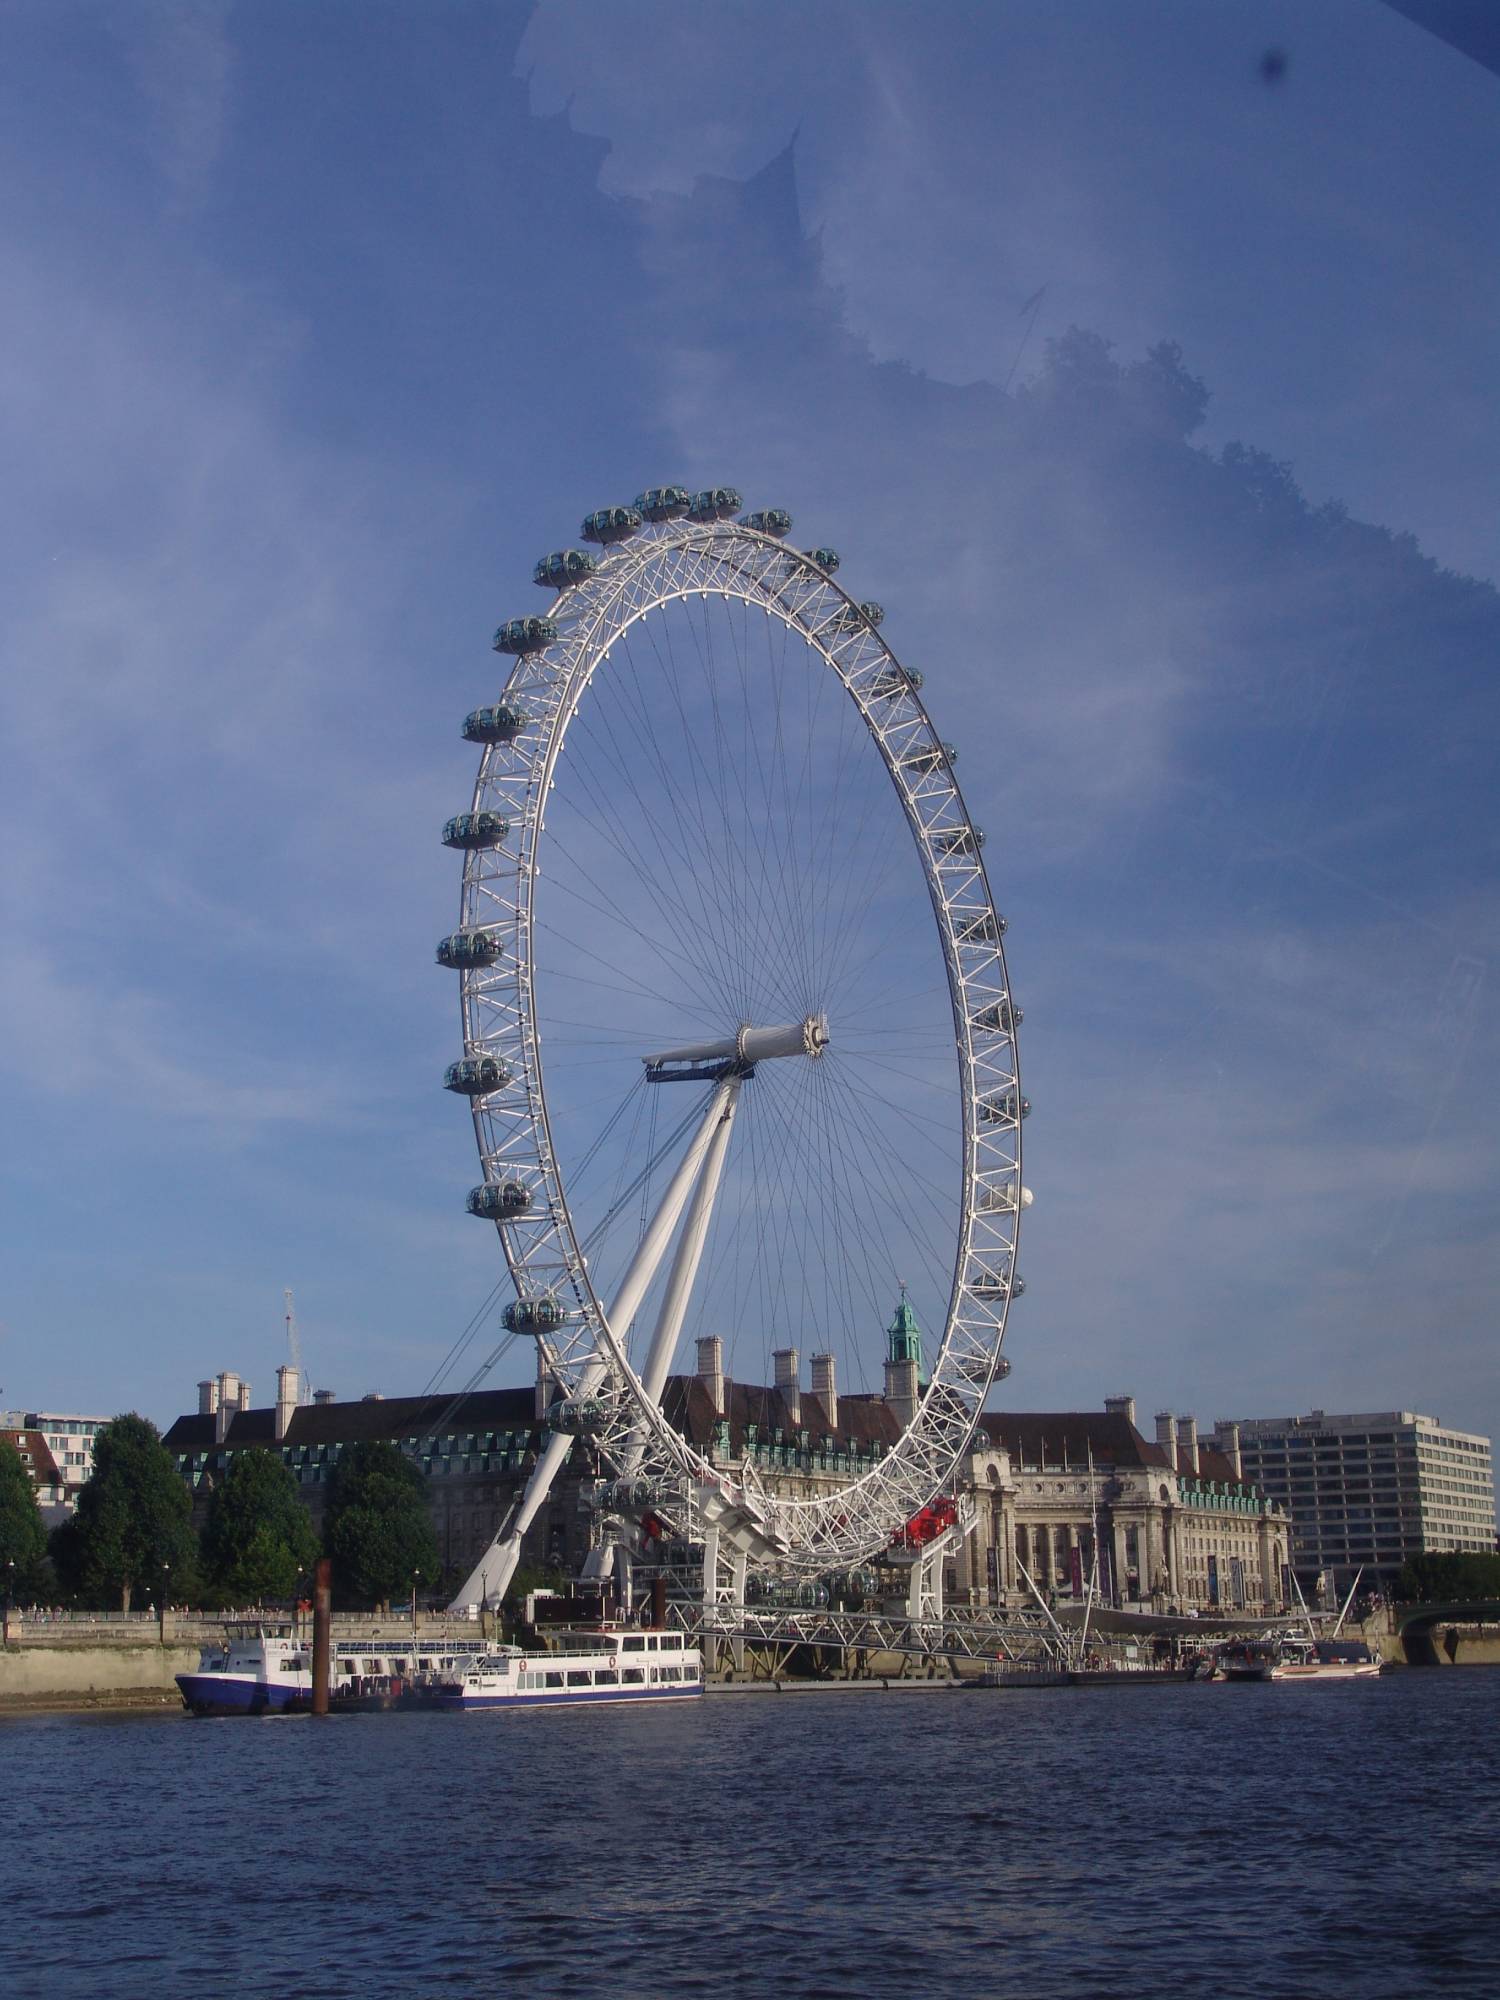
left=175, top=1624, right=489, bottom=1715
left=1270, top=1637, right=1382, bottom=1682
left=1215, top=1635, right=1382, bottom=1683
left=432, top=1626, right=704, bottom=1709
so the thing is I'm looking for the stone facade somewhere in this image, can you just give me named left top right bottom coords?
left=162, top=1353, right=1287, bottom=1614
left=951, top=1399, right=1290, bottom=1614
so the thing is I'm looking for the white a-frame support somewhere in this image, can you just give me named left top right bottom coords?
left=450, top=1069, right=745, bottom=1610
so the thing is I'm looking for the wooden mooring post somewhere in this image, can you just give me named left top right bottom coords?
left=311, top=1558, right=332, bottom=1716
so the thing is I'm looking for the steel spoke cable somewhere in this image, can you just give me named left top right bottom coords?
left=637, top=602, right=770, bottom=1024
left=567, top=651, right=749, bottom=1018
left=609, top=615, right=752, bottom=1021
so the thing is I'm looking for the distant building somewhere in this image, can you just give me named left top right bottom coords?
left=1, top=1428, right=71, bottom=1528
left=164, top=1366, right=563, bottom=1581
left=1231, top=1409, right=1496, bottom=1593
left=2, top=1410, right=111, bottom=1510
left=952, top=1399, right=1290, bottom=1615
left=161, top=1336, right=1288, bottom=1616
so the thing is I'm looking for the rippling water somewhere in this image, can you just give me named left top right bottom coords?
left=6, top=1671, right=1498, bottom=1998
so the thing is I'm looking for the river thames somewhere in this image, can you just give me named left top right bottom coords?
left=5, top=1670, right=1497, bottom=1998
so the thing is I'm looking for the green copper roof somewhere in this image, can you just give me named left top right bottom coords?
left=887, top=1291, right=923, bottom=1368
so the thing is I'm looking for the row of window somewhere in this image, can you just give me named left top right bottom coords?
left=519, top=1664, right=690, bottom=1690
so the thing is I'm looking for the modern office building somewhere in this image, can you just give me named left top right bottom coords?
left=2, top=1410, right=112, bottom=1510
left=1232, top=1408, right=1496, bottom=1593
left=0, top=1428, right=71, bottom=1526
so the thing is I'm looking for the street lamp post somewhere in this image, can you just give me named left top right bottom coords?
left=411, top=1570, right=421, bottom=1637
left=160, top=1563, right=171, bottom=1643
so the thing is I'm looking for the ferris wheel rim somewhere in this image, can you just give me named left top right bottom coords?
left=449, top=511, right=1024, bottom=1573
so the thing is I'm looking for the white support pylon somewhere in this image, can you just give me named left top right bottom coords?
left=450, top=1073, right=739, bottom=1610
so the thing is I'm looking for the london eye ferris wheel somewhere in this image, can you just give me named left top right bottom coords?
left=436, top=487, right=1027, bottom=1604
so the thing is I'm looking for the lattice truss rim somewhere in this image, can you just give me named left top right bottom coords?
left=451, top=517, right=1023, bottom=1574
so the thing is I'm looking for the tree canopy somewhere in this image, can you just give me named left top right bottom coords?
left=0, top=1437, right=49, bottom=1598
left=48, top=1414, right=199, bottom=1610
left=322, top=1440, right=438, bottom=1611
left=200, top=1447, right=320, bottom=1607
left=1397, top=1551, right=1500, bottom=1604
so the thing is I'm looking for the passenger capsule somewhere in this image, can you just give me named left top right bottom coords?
left=972, top=1267, right=1025, bottom=1301
left=804, top=547, right=840, bottom=572
left=687, top=487, right=743, bottom=522
left=869, top=664, right=923, bottom=698
left=441, top=811, right=509, bottom=851
left=957, top=912, right=1007, bottom=945
left=580, top=506, right=642, bottom=546
left=904, top=742, right=957, bottom=776
left=462, top=704, right=531, bottom=744
left=443, top=1055, right=512, bottom=1096
left=739, top=508, right=793, bottom=538
left=466, top=1181, right=532, bottom=1220
left=971, top=997, right=1022, bottom=1033
left=935, top=826, right=984, bottom=858
left=634, top=485, right=691, bottom=522
left=502, top=1296, right=565, bottom=1335
left=859, top=602, right=885, bottom=627
left=977, top=1181, right=1034, bottom=1213
left=435, top=930, right=503, bottom=971
left=532, top=549, right=597, bottom=591
left=492, top=616, right=556, bottom=655
left=979, top=1090, right=1030, bottom=1124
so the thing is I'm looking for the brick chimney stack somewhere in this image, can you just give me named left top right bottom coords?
left=275, top=1365, right=300, bottom=1443
left=811, top=1353, right=837, bottom=1431
left=1178, top=1414, right=1200, bottom=1477
left=773, top=1347, right=801, bottom=1427
left=696, top=1335, right=725, bottom=1418
left=1213, top=1419, right=1243, bottom=1480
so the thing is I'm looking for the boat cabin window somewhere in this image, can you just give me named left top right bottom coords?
left=567, top=1670, right=592, bottom=1687
left=647, top=1635, right=660, bottom=1651
left=622, top=1635, right=645, bottom=1651
left=595, top=1669, right=618, bottom=1686
left=544, top=1671, right=564, bottom=1688
left=622, top=1667, right=645, bottom=1684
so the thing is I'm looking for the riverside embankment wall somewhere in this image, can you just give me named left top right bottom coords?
left=1, top=1643, right=200, bottom=1701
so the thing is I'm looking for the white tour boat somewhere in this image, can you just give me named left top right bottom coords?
left=1215, top=1635, right=1382, bottom=1683
left=433, top=1626, right=704, bottom=1710
left=175, top=1622, right=489, bottom=1715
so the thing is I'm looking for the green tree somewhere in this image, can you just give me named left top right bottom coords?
left=0, top=1437, right=49, bottom=1599
left=200, top=1448, right=320, bottom=1606
left=1396, top=1551, right=1500, bottom=1604
left=323, top=1441, right=438, bottom=1611
left=49, top=1414, right=199, bottom=1610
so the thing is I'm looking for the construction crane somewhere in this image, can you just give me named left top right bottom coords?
left=283, top=1288, right=311, bottom=1404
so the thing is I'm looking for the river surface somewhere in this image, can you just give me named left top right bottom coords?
left=4, top=1670, right=1498, bottom=1999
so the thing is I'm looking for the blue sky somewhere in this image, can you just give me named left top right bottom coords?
left=1, top=1, right=1496, bottom=1462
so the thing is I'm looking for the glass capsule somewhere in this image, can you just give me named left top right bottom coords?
left=462, top=705, right=530, bottom=744
left=492, top=617, right=557, bottom=655
left=634, top=486, right=691, bottom=521
left=532, top=549, right=597, bottom=590
left=687, top=487, right=743, bottom=522
left=441, top=811, right=508, bottom=851
left=580, top=506, right=642, bottom=546
left=435, top=930, right=503, bottom=971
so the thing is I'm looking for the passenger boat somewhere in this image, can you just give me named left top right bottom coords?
left=174, top=1622, right=488, bottom=1715
left=1215, top=1636, right=1381, bottom=1683
left=1268, top=1637, right=1382, bottom=1681
left=432, top=1626, right=704, bottom=1709
left=176, top=1622, right=311, bottom=1714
